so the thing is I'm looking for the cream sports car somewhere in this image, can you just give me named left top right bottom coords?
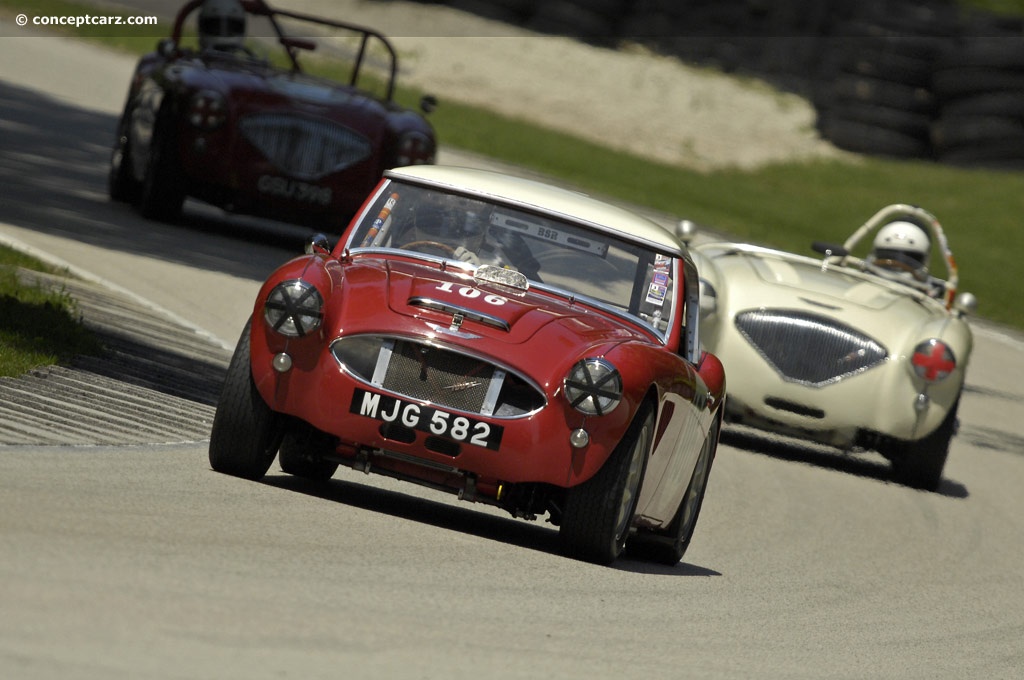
left=685, top=204, right=975, bottom=491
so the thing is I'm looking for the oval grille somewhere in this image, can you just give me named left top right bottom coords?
left=241, top=113, right=372, bottom=179
left=332, top=336, right=545, bottom=417
left=734, top=309, right=887, bottom=387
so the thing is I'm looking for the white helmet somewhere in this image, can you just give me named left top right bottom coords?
left=199, top=0, right=246, bottom=52
left=871, top=220, right=930, bottom=270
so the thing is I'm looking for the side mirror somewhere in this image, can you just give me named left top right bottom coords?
left=305, top=233, right=331, bottom=255
left=157, top=38, right=176, bottom=58
left=953, top=291, right=977, bottom=317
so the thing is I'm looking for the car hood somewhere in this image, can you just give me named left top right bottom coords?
left=353, top=259, right=649, bottom=349
left=711, top=247, right=928, bottom=311
left=175, top=57, right=398, bottom=117
left=701, top=246, right=958, bottom=349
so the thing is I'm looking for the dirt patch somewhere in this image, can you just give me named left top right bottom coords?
left=301, top=0, right=850, bottom=171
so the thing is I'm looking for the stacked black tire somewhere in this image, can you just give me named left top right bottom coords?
left=932, top=35, right=1024, bottom=169
left=813, top=2, right=959, bottom=160
left=405, top=0, right=1024, bottom=171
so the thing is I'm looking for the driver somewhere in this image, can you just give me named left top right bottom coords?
left=198, top=0, right=247, bottom=53
left=865, top=220, right=942, bottom=296
left=402, top=193, right=487, bottom=266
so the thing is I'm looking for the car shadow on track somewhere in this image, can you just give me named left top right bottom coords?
left=722, top=426, right=969, bottom=499
left=0, top=81, right=317, bottom=285
left=260, top=473, right=720, bottom=575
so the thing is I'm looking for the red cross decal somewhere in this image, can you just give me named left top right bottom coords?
left=912, top=340, right=955, bottom=381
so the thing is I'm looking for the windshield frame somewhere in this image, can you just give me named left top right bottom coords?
left=341, top=178, right=683, bottom=344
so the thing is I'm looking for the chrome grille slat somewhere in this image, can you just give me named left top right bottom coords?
left=735, top=309, right=888, bottom=387
left=240, top=113, right=372, bottom=179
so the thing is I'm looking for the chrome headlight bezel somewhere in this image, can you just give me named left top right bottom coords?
left=263, top=280, right=324, bottom=338
left=394, top=130, right=435, bottom=166
left=564, top=358, right=622, bottom=416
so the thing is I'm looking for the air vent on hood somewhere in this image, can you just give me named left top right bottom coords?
left=409, top=297, right=511, bottom=332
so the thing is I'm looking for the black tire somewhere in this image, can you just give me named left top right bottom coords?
left=936, top=138, right=1024, bottom=169
left=931, top=115, right=1024, bottom=151
left=890, top=397, right=960, bottom=492
left=108, top=123, right=141, bottom=204
left=932, top=67, right=1024, bottom=100
left=632, top=415, right=720, bottom=566
left=208, top=322, right=284, bottom=481
left=939, top=91, right=1024, bottom=119
left=526, top=1, right=617, bottom=43
left=935, top=38, right=1024, bottom=72
left=559, top=402, right=654, bottom=565
left=278, top=425, right=339, bottom=481
left=827, top=75, right=935, bottom=114
left=828, top=100, right=932, bottom=137
left=819, top=115, right=930, bottom=158
left=138, top=110, right=185, bottom=222
left=840, top=48, right=934, bottom=87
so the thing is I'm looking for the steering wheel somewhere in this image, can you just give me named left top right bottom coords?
left=403, top=240, right=457, bottom=257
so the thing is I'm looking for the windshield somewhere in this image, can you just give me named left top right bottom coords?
left=346, top=181, right=679, bottom=339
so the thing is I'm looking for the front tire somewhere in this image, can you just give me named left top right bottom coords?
left=890, top=397, right=960, bottom=491
left=559, top=403, right=654, bottom=565
left=108, top=128, right=141, bottom=204
left=138, top=110, right=185, bottom=222
left=209, top=322, right=284, bottom=480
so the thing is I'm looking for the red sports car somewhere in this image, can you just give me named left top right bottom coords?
left=209, top=165, right=726, bottom=565
left=108, top=0, right=436, bottom=230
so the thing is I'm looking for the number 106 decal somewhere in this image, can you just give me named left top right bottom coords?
left=435, top=281, right=506, bottom=305
left=350, top=388, right=504, bottom=450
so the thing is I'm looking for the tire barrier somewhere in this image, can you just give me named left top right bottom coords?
left=396, top=0, right=1024, bottom=170
left=931, top=36, right=1024, bottom=169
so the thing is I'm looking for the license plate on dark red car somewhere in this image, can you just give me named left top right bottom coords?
left=350, top=388, right=503, bottom=451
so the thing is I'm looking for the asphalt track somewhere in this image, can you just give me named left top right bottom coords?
left=2, top=26, right=1024, bottom=680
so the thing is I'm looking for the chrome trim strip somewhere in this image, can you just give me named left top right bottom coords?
left=481, top=368, right=506, bottom=417
left=409, top=296, right=511, bottom=332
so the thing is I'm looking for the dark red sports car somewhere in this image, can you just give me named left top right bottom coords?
left=208, top=165, right=727, bottom=565
left=108, top=0, right=436, bottom=230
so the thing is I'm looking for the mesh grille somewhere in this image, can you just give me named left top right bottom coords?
left=735, top=309, right=887, bottom=386
left=240, top=113, right=372, bottom=179
left=332, top=336, right=545, bottom=416
left=382, top=341, right=496, bottom=414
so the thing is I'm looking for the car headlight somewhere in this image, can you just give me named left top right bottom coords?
left=910, top=339, right=956, bottom=382
left=188, top=90, right=227, bottom=130
left=394, top=130, right=435, bottom=166
left=264, top=280, right=324, bottom=337
left=564, top=358, right=622, bottom=416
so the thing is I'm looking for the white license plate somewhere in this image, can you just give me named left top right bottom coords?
left=350, top=389, right=503, bottom=451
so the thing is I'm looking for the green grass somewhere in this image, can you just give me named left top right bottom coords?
left=0, top=0, right=1022, bottom=382
left=0, top=250, right=102, bottom=377
left=960, top=0, right=1024, bottom=15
